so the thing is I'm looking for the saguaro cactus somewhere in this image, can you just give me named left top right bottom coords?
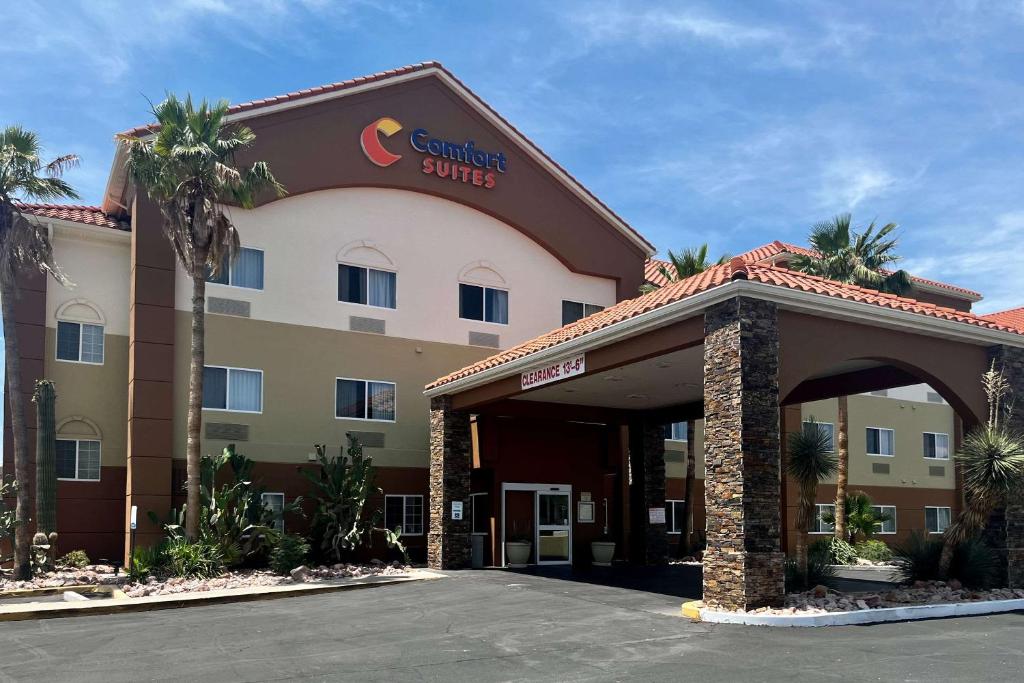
left=33, top=380, right=57, bottom=537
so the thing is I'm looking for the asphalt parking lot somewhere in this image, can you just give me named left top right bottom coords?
left=1, top=569, right=1022, bottom=682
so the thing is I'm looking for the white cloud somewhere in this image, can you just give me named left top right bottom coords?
left=568, top=3, right=779, bottom=48
left=817, top=159, right=898, bottom=210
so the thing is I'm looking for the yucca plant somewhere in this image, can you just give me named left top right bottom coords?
left=938, top=364, right=1024, bottom=578
left=785, top=417, right=838, bottom=581
left=118, top=96, right=284, bottom=539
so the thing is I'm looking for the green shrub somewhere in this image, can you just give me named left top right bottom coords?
left=892, top=531, right=943, bottom=583
left=785, top=554, right=837, bottom=592
left=164, top=538, right=223, bottom=579
left=270, top=534, right=310, bottom=576
left=58, top=549, right=90, bottom=569
left=854, top=539, right=893, bottom=563
left=129, top=543, right=166, bottom=582
left=950, top=537, right=1001, bottom=589
left=809, top=536, right=858, bottom=565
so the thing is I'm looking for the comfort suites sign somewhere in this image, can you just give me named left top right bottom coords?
left=521, top=353, right=586, bottom=391
left=360, top=116, right=507, bottom=189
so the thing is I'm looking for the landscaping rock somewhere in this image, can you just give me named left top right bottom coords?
left=812, top=584, right=828, bottom=598
left=948, top=578, right=962, bottom=590
left=289, top=565, right=309, bottom=582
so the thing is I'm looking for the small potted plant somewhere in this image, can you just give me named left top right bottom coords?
left=591, top=535, right=616, bottom=566
left=505, top=520, right=532, bottom=567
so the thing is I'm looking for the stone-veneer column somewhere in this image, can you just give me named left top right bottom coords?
left=632, top=420, right=668, bottom=565
left=703, top=296, right=785, bottom=610
left=988, top=345, right=1024, bottom=588
left=427, top=395, right=471, bottom=569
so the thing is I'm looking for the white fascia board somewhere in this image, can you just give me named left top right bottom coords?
left=101, top=67, right=655, bottom=257
left=426, top=278, right=1024, bottom=398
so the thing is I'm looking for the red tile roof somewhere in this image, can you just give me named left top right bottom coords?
left=981, top=307, right=1024, bottom=331
left=119, top=61, right=654, bottom=254
left=429, top=257, right=1020, bottom=391
left=16, top=203, right=126, bottom=230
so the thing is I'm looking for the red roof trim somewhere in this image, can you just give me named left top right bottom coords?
left=15, top=203, right=126, bottom=230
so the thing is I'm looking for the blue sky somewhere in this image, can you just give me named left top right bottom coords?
left=2, top=0, right=1023, bottom=313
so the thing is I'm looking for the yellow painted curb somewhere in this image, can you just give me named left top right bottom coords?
left=681, top=600, right=703, bottom=620
left=0, top=571, right=441, bottom=622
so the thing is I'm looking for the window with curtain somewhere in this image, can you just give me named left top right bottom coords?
left=867, top=427, right=895, bottom=456
left=262, top=492, right=285, bottom=532
left=207, top=247, right=264, bottom=290
left=460, top=284, right=508, bottom=324
left=336, top=378, right=396, bottom=421
left=871, top=505, right=897, bottom=534
left=926, top=506, right=951, bottom=534
left=56, top=438, right=101, bottom=481
left=56, top=321, right=104, bottom=364
left=338, top=264, right=396, bottom=308
left=385, top=495, right=423, bottom=535
left=665, top=500, right=686, bottom=533
left=561, top=300, right=605, bottom=326
left=202, top=366, right=263, bottom=412
left=923, top=433, right=949, bottom=459
left=663, top=422, right=688, bottom=441
left=803, top=421, right=836, bottom=452
left=811, top=504, right=836, bottom=533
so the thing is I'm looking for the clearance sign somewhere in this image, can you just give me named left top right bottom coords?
left=521, top=353, right=586, bottom=391
left=360, top=116, right=507, bottom=189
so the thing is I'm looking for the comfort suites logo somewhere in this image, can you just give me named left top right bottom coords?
left=359, top=116, right=506, bottom=189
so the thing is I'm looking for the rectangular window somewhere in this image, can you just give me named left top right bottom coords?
left=871, top=505, right=897, bottom=534
left=56, top=439, right=101, bottom=481
left=925, top=506, right=951, bottom=534
left=208, top=247, right=264, bottom=290
left=335, top=378, right=396, bottom=421
left=803, top=421, right=836, bottom=452
left=56, top=321, right=104, bottom=364
left=337, top=264, right=396, bottom=309
left=384, top=494, right=424, bottom=535
left=471, top=493, right=490, bottom=535
left=262, top=492, right=285, bottom=532
left=665, top=499, right=686, bottom=534
left=202, top=366, right=263, bottom=413
left=459, top=284, right=508, bottom=324
left=811, top=504, right=836, bottom=534
left=923, top=432, right=950, bottom=460
left=664, top=422, right=688, bottom=441
left=561, top=300, right=605, bottom=326
left=866, top=427, right=895, bottom=456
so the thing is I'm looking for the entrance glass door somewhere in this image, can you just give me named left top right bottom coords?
left=537, top=491, right=571, bottom=564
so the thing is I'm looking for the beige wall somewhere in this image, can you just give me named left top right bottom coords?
left=665, top=420, right=705, bottom=479
left=44, top=329, right=129, bottom=469
left=48, top=227, right=131, bottom=337
left=174, top=188, right=618, bottom=348
left=173, top=311, right=494, bottom=467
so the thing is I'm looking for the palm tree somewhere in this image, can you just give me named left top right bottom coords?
left=640, top=244, right=728, bottom=293
left=118, top=95, right=284, bottom=539
left=823, top=491, right=893, bottom=544
left=0, top=126, right=77, bottom=579
left=790, top=214, right=911, bottom=540
left=938, top=364, right=1024, bottom=578
left=785, top=417, right=838, bottom=579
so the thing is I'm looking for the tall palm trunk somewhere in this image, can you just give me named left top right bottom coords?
left=1, top=280, right=32, bottom=579
left=184, top=266, right=207, bottom=540
left=795, top=481, right=815, bottom=579
left=680, top=420, right=696, bottom=555
left=834, top=396, right=849, bottom=540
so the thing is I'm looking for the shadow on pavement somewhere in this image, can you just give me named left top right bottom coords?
left=507, top=563, right=703, bottom=601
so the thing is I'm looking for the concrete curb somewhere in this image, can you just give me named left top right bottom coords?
left=698, top=597, right=1024, bottom=627
left=0, top=570, right=443, bottom=622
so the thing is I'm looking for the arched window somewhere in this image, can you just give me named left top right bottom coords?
left=336, top=240, right=397, bottom=309
left=458, top=261, right=508, bottom=325
left=55, top=416, right=102, bottom=481
left=55, top=299, right=105, bottom=365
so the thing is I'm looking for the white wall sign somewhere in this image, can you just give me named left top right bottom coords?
left=452, top=500, right=464, bottom=521
left=578, top=501, right=596, bottom=523
left=521, top=353, right=586, bottom=390
left=648, top=507, right=666, bottom=524
left=130, top=505, right=138, bottom=531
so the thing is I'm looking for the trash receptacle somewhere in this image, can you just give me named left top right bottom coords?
left=471, top=534, right=484, bottom=568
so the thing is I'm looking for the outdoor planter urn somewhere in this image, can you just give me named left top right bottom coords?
left=505, top=541, right=532, bottom=567
left=591, top=541, right=615, bottom=566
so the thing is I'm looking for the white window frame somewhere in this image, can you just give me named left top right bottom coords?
left=470, top=492, right=489, bottom=536
left=261, top=492, right=285, bottom=532
left=871, top=505, right=897, bottom=534
left=458, top=283, right=509, bottom=326
left=664, top=422, right=688, bottom=442
left=56, top=438, right=102, bottom=482
left=385, top=494, right=424, bottom=536
left=202, top=365, right=264, bottom=414
left=923, top=432, right=950, bottom=460
left=866, top=426, right=896, bottom=457
left=337, top=262, right=398, bottom=310
left=925, top=506, right=951, bottom=534
left=665, top=499, right=686, bottom=534
left=55, top=320, right=105, bottom=365
left=334, top=377, right=397, bottom=423
left=810, top=503, right=836, bottom=534
left=208, top=246, right=265, bottom=291
left=803, top=420, right=836, bottom=453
